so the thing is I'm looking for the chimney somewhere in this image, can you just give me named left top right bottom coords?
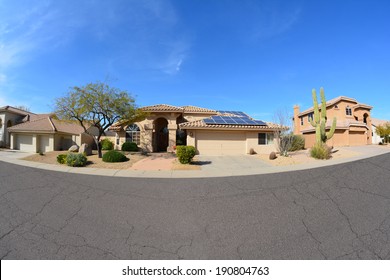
left=293, top=105, right=300, bottom=134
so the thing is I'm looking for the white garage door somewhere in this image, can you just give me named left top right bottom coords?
left=196, top=131, right=246, bottom=155
left=16, top=134, right=35, bottom=152
left=39, top=135, right=51, bottom=153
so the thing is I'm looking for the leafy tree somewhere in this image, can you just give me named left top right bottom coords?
left=376, top=122, right=390, bottom=143
left=55, top=81, right=145, bottom=158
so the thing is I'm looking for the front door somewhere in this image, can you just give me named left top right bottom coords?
left=154, top=118, right=169, bottom=152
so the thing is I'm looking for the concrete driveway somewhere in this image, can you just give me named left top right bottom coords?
left=1, top=152, right=390, bottom=259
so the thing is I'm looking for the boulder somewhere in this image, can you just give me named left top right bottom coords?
left=79, top=143, right=92, bottom=156
left=269, top=151, right=277, bottom=160
left=68, top=145, right=79, bottom=152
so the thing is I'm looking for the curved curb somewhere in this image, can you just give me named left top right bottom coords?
left=1, top=148, right=390, bottom=178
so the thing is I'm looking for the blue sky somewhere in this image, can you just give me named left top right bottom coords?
left=0, top=0, right=389, bottom=121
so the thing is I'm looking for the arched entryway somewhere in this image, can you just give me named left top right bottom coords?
left=154, top=118, right=169, bottom=152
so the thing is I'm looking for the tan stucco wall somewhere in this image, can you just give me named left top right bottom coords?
left=186, top=129, right=277, bottom=155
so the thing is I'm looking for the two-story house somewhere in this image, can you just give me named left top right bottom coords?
left=293, top=96, right=373, bottom=148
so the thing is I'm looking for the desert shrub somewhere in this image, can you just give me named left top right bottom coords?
left=122, top=142, right=138, bottom=152
left=176, top=145, right=196, bottom=164
left=310, top=143, right=332, bottom=160
left=57, top=154, right=67, bottom=164
left=289, top=135, right=305, bottom=151
left=100, top=138, right=114, bottom=150
left=102, top=150, right=128, bottom=162
left=66, top=153, right=87, bottom=167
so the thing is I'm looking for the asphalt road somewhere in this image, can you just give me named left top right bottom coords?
left=1, top=153, right=390, bottom=260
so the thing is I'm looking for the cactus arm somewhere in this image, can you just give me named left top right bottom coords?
left=310, top=119, right=317, bottom=127
left=312, top=89, right=320, bottom=124
left=320, top=87, right=327, bottom=119
left=326, top=117, right=337, bottom=140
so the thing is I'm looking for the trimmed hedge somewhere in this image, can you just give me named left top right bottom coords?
left=102, top=150, right=128, bottom=162
left=122, top=142, right=138, bottom=152
left=66, top=153, right=87, bottom=167
left=176, top=145, right=196, bottom=164
left=101, top=138, right=114, bottom=150
left=57, top=154, right=67, bottom=164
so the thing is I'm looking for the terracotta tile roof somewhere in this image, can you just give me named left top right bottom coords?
left=140, top=104, right=217, bottom=114
left=0, top=105, right=33, bottom=116
left=182, top=105, right=217, bottom=114
left=298, top=96, right=372, bottom=116
left=8, top=116, right=85, bottom=135
left=179, top=119, right=280, bottom=130
left=301, top=119, right=369, bottom=133
left=140, top=104, right=183, bottom=112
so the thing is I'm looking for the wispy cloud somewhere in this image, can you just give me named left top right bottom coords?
left=0, top=0, right=189, bottom=71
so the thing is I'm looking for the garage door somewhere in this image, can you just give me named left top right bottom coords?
left=16, top=134, right=35, bottom=152
left=349, top=131, right=365, bottom=146
left=39, top=135, right=51, bottom=153
left=196, top=131, right=246, bottom=155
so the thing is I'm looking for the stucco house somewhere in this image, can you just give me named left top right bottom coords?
left=293, top=96, right=373, bottom=148
left=1, top=105, right=96, bottom=153
left=109, top=104, right=280, bottom=155
left=0, top=106, right=43, bottom=148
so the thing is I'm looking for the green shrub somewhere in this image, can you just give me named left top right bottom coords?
left=310, top=143, right=332, bottom=160
left=100, top=138, right=114, bottom=150
left=122, top=142, right=138, bottom=152
left=176, top=145, right=196, bottom=164
left=66, top=153, right=87, bottom=167
left=57, top=154, right=67, bottom=164
left=102, top=150, right=128, bottom=162
left=289, top=135, right=305, bottom=151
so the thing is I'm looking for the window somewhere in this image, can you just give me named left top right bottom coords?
left=334, top=105, right=339, bottom=109
left=308, top=113, right=314, bottom=122
left=258, top=133, right=274, bottom=145
left=300, top=117, right=303, bottom=126
left=346, top=106, right=352, bottom=116
left=126, top=124, right=140, bottom=145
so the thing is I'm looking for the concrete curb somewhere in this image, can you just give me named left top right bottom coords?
left=1, top=147, right=390, bottom=178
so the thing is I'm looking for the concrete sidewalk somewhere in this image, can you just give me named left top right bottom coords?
left=0, top=146, right=389, bottom=178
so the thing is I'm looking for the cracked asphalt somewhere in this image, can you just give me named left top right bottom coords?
left=1, top=153, right=390, bottom=260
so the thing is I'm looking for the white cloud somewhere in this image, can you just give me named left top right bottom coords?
left=0, top=0, right=190, bottom=79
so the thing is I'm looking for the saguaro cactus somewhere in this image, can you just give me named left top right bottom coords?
left=310, top=87, right=337, bottom=144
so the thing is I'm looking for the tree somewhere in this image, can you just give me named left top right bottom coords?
left=55, top=81, right=145, bottom=158
left=273, top=108, right=293, bottom=156
left=376, top=122, right=390, bottom=143
left=15, top=105, right=31, bottom=112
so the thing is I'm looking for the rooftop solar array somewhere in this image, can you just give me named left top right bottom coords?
left=204, top=115, right=267, bottom=126
left=217, top=110, right=249, bottom=117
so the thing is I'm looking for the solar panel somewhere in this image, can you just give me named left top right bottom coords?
left=217, top=110, right=249, bottom=117
left=204, top=115, right=267, bottom=126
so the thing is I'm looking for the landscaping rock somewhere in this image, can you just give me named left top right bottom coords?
left=68, top=145, right=79, bottom=152
left=269, top=151, right=277, bottom=160
left=79, top=143, right=92, bottom=156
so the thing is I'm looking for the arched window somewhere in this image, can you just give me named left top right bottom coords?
left=126, top=124, right=140, bottom=145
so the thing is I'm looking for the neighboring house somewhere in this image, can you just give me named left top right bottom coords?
left=371, top=118, right=389, bottom=144
left=0, top=105, right=44, bottom=148
left=110, top=104, right=279, bottom=155
left=0, top=105, right=97, bottom=153
left=293, top=96, right=373, bottom=148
